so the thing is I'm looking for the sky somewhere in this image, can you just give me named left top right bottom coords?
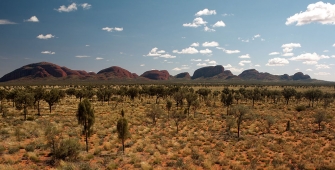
left=1, top=1, right=335, bottom=81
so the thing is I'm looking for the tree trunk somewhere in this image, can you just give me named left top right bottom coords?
left=85, top=130, right=88, bottom=152
left=49, top=104, right=52, bottom=113
left=237, top=124, right=240, bottom=139
left=122, top=138, right=125, bottom=154
left=37, top=101, right=40, bottom=116
left=24, top=107, right=27, bottom=121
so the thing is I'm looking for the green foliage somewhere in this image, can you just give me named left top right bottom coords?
left=54, top=138, right=81, bottom=161
left=265, top=115, right=276, bottom=133
left=44, top=89, right=61, bottom=113
left=14, top=90, right=34, bottom=120
left=295, top=105, right=306, bottom=112
left=145, top=104, right=164, bottom=125
left=282, top=88, right=297, bottom=105
left=304, top=89, right=323, bottom=107
left=77, top=99, right=95, bottom=152
left=127, top=87, right=139, bottom=101
left=117, top=116, right=130, bottom=153
left=314, top=111, right=327, bottom=131
left=229, top=105, right=250, bottom=138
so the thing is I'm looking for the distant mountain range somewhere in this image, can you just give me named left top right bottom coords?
left=0, top=62, right=316, bottom=83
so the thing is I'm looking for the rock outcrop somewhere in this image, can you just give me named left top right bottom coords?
left=238, top=69, right=278, bottom=80
left=292, top=72, right=311, bottom=80
left=97, top=66, right=137, bottom=79
left=192, top=65, right=230, bottom=79
left=175, top=72, right=191, bottom=79
left=140, top=70, right=170, bottom=80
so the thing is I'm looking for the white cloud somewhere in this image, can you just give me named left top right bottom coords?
left=191, top=59, right=202, bottom=62
left=283, top=47, right=293, bottom=53
left=286, top=2, right=335, bottom=26
left=202, top=41, right=219, bottom=47
left=172, top=66, right=189, bottom=71
left=213, top=21, right=226, bottom=27
left=96, top=57, right=104, bottom=60
left=173, top=47, right=199, bottom=54
left=269, top=52, right=280, bottom=55
left=55, top=3, right=77, bottom=12
left=102, top=27, right=123, bottom=32
left=86, top=45, right=90, bottom=47
left=316, top=64, right=330, bottom=69
left=295, top=68, right=300, bottom=71
left=36, top=34, right=55, bottom=40
left=183, top=17, right=207, bottom=27
left=76, top=55, right=90, bottom=58
left=282, top=53, right=294, bottom=57
left=172, top=67, right=182, bottom=71
left=140, top=64, right=145, bottom=66
left=208, top=60, right=217, bottom=65
left=225, top=50, right=240, bottom=54
left=146, top=47, right=174, bottom=58
left=81, top=3, right=92, bottom=10
left=306, top=69, right=313, bottom=72
left=41, top=51, right=55, bottom=55
left=303, top=61, right=318, bottom=65
left=242, top=39, right=249, bottom=43
left=0, top=19, right=16, bottom=24
left=323, top=50, right=329, bottom=52
left=239, top=54, right=250, bottom=58
left=190, top=42, right=199, bottom=47
left=255, top=64, right=261, bottom=67
left=197, top=63, right=207, bottom=66
left=290, top=52, right=329, bottom=62
left=204, top=26, right=215, bottom=32
left=282, top=43, right=301, bottom=49
left=314, top=72, right=331, bottom=76
left=333, top=43, right=335, bottom=47
left=254, top=34, right=260, bottom=38
left=199, top=48, right=212, bottom=54
left=204, top=59, right=210, bottom=62
left=160, top=54, right=176, bottom=58
left=195, top=9, right=216, bottom=16
left=25, top=16, right=39, bottom=22
left=239, top=60, right=251, bottom=66
left=266, top=58, right=289, bottom=66
left=223, top=64, right=232, bottom=68
left=114, top=27, right=123, bottom=31
left=261, top=39, right=265, bottom=41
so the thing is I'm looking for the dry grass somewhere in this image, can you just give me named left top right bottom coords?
left=0, top=85, right=335, bottom=169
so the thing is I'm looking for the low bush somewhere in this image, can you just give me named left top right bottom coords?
left=295, top=105, right=306, bottom=112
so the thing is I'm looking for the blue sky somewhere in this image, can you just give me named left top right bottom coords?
left=1, top=1, right=335, bottom=81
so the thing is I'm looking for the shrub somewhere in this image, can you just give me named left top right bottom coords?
left=295, top=105, right=306, bottom=112
left=8, top=146, right=20, bottom=154
left=25, top=144, right=35, bottom=152
left=0, top=145, right=5, bottom=154
left=54, top=138, right=81, bottom=161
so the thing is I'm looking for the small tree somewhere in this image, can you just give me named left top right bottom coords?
left=45, top=123, right=60, bottom=160
left=117, top=110, right=129, bottom=154
left=185, top=93, right=197, bottom=117
left=230, top=105, right=249, bottom=139
left=44, top=89, right=61, bottom=113
left=0, top=89, right=7, bottom=113
left=166, top=100, right=172, bottom=119
left=127, top=87, right=139, bottom=101
left=146, top=104, right=163, bottom=125
left=225, top=93, right=233, bottom=115
left=33, top=87, right=45, bottom=116
left=76, top=99, right=95, bottom=152
left=171, top=110, right=186, bottom=133
left=265, top=115, right=276, bottom=133
left=314, top=111, right=327, bottom=131
left=282, top=88, right=297, bottom=105
left=15, top=90, right=34, bottom=120
left=192, top=99, right=200, bottom=118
